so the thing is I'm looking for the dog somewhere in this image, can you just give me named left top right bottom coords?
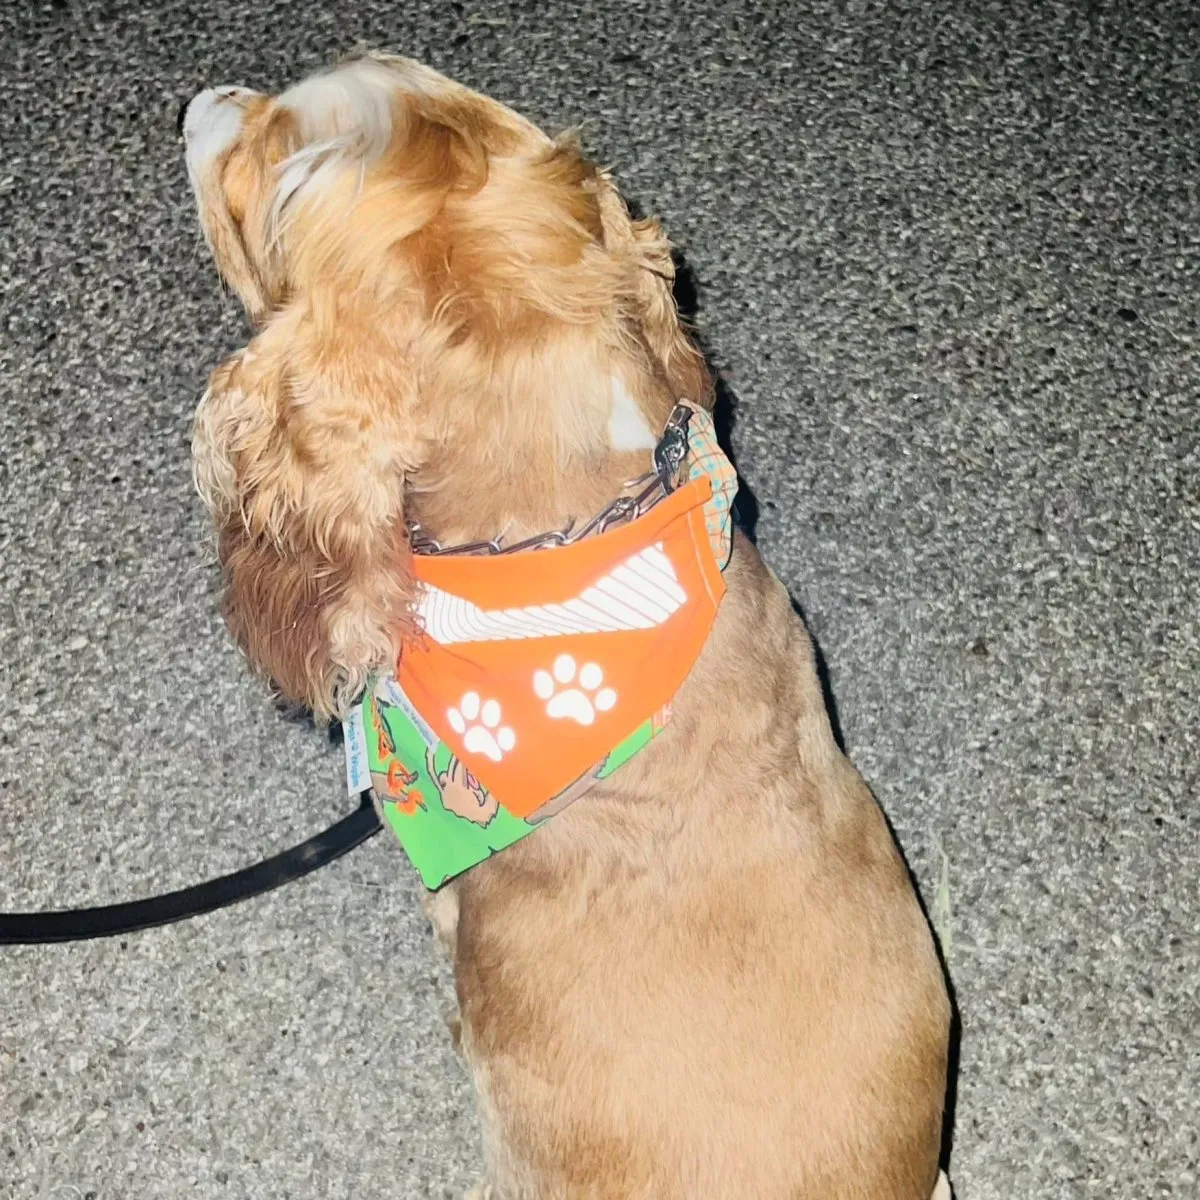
left=182, top=54, right=952, bottom=1199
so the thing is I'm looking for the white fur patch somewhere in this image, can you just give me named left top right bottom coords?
left=280, top=58, right=398, bottom=149
left=183, top=86, right=253, bottom=189
left=607, top=376, right=657, bottom=451
left=271, top=58, right=415, bottom=232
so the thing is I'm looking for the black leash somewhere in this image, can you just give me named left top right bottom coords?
left=0, top=793, right=382, bottom=945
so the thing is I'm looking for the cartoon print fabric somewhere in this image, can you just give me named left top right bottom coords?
left=358, top=676, right=673, bottom=888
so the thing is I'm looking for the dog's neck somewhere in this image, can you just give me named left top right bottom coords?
left=405, top=334, right=677, bottom=549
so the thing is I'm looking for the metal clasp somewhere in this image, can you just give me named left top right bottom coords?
left=653, top=403, right=693, bottom=493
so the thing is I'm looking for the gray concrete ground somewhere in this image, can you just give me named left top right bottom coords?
left=2, top=1, right=1197, bottom=1196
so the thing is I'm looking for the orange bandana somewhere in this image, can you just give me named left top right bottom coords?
left=398, top=472, right=725, bottom=818
left=344, top=403, right=737, bottom=886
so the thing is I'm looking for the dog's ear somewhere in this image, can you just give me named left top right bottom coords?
left=594, top=175, right=713, bottom=409
left=193, top=309, right=417, bottom=719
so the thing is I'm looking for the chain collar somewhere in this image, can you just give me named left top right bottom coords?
left=408, top=402, right=695, bottom=558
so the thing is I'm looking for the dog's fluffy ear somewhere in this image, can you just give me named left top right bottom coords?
left=193, top=308, right=417, bottom=719
left=594, top=175, right=713, bottom=410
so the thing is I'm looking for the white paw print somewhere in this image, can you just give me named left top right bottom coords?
left=446, top=691, right=516, bottom=762
left=533, top=655, right=617, bottom=726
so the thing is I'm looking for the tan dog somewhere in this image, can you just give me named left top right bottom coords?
left=183, top=55, right=952, bottom=1199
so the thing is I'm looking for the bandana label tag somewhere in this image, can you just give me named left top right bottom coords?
left=343, top=703, right=371, bottom=795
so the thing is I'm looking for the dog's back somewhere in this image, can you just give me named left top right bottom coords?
left=452, top=545, right=951, bottom=1198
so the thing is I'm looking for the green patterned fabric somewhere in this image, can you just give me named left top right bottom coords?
left=350, top=678, right=666, bottom=889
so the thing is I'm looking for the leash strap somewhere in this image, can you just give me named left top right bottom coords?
left=0, top=794, right=382, bottom=945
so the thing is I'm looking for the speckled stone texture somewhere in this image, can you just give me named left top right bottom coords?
left=1, top=1, right=1197, bottom=1197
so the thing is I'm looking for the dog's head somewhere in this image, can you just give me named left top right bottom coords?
left=183, top=54, right=709, bottom=718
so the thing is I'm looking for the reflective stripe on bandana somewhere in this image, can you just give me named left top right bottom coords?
left=349, top=406, right=737, bottom=889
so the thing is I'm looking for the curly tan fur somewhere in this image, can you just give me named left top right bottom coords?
left=186, top=54, right=952, bottom=1197
left=190, top=60, right=700, bottom=717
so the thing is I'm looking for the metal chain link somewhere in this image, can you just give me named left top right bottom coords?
left=408, top=403, right=693, bottom=557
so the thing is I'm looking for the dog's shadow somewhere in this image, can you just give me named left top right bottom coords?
left=672, top=248, right=961, bottom=1183
left=671, top=250, right=849, bottom=757
left=670, top=251, right=761, bottom=546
